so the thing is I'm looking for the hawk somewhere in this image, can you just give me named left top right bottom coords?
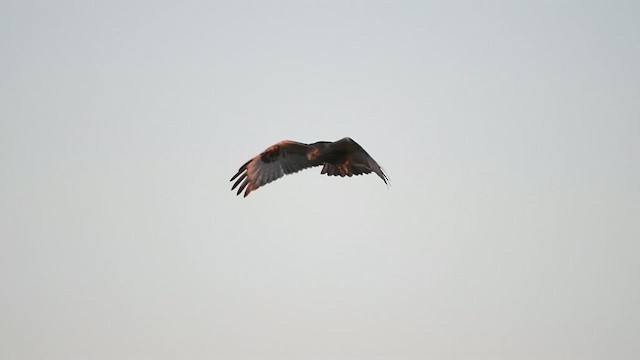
left=230, top=137, right=389, bottom=197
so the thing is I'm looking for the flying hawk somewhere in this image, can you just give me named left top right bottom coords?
left=230, top=137, right=389, bottom=197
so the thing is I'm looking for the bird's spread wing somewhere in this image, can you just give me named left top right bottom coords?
left=320, top=137, right=390, bottom=186
left=230, top=141, right=318, bottom=197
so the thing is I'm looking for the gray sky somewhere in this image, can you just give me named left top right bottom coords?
left=2, top=1, right=639, bottom=359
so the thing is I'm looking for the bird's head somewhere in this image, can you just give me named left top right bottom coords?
left=306, top=142, right=330, bottom=161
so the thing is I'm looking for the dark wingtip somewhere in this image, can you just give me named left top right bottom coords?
left=230, top=160, right=251, bottom=181
left=243, top=184, right=254, bottom=197
left=380, top=168, right=390, bottom=188
left=231, top=173, right=246, bottom=191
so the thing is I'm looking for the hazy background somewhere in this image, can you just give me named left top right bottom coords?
left=2, top=1, right=639, bottom=359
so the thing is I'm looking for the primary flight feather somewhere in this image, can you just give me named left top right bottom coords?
left=230, top=137, right=389, bottom=197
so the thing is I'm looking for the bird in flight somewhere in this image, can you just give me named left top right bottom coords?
left=230, top=137, right=389, bottom=197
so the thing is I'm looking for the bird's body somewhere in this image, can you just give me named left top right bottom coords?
left=230, top=137, right=389, bottom=197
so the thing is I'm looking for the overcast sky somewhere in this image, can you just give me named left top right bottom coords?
left=2, top=1, right=639, bottom=359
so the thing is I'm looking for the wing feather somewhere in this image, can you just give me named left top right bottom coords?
left=230, top=140, right=321, bottom=197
